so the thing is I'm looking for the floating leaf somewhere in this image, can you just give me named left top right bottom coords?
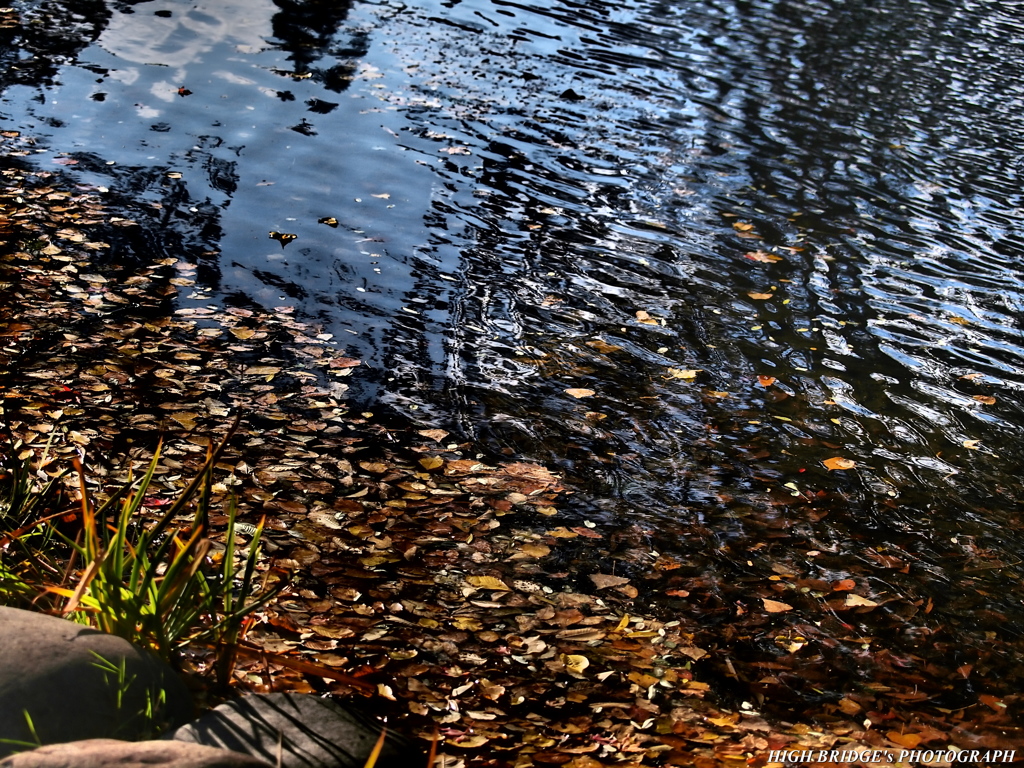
left=823, top=457, right=856, bottom=471
left=748, top=292, right=773, bottom=300
left=417, top=429, right=449, bottom=442
left=318, top=217, right=339, bottom=227
left=757, top=375, right=776, bottom=387
left=973, top=395, right=996, bottom=404
left=635, top=310, right=660, bottom=326
left=666, top=368, right=699, bottom=380
left=745, top=250, right=782, bottom=263
left=269, top=231, right=297, bottom=247
left=963, top=439, right=981, bottom=450
left=733, top=221, right=755, bottom=231
left=565, top=388, right=595, bottom=398
left=762, top=598, right=793, bottom=613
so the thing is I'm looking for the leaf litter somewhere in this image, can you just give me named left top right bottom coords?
left=2, top=129, right=1021, bottom=766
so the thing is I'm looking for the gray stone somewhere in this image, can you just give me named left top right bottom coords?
left=169, top=693, right=419, bottom=768
left=0, top=739, right=272, bottom=767
left=0, top=607, right=193, bottom=757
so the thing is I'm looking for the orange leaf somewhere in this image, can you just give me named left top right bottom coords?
left=831, top=579, right=856, bottom=592
left=757, top=375, right=776, bottom=387
left=744, top=250, right=782, bottom=263
left=823, top=457, right=856, bottom=471
left=565, top=388, right=595, bottom=399
left=973, top=395, right=996, bottom=404
left=748, top=292, right=773, bottom=300
left=886, top=731, right=921, bottom=749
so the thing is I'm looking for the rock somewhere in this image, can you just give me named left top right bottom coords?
left=169, top=693, right=419, bottom=768
left=0, top=739, right=271, bottom=767
left=0, top=607, right=193, bottom=757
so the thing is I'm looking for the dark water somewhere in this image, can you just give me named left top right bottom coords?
left=5, top=0, right=1024, bottom=711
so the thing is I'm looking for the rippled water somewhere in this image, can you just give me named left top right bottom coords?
left=5, top=0, right=1024, bottom=710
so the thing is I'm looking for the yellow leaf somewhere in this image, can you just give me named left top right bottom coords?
left=823, top=457, right=856, bottom=471
left=453, top=617, right=483, bottom=631
left=565, top=388, right=595, bottom=398
left=358, top=461, right=388, bottom=474
left=247, top=366, right=281, bottom=376
left=419, top=456, right=444, bottom=470
left=948, top=316, right=971, bottom=326
left=748, top=292, right=773, bottom=300
left=466, top=575, right=510, bottom=591
left=963, top=439, right=981, bottom=450
left=733, top=221, right=755, bottom=231
left=561, top=654, right=590, bottom=674
left=762, top=598, right=793, bottom=613
left=666, top=368, right=699, bottom=380
left=706, top=390, right=730, bottom=398
left=635, top=310, right=660, bottom=325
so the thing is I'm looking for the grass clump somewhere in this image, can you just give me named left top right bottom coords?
left=0, top=425, right=278, bottom=686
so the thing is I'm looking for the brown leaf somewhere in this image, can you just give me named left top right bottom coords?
left=417, top=429, right=449, bottom=442
left=973, top=395, right=996, bottom=405
left=589, top=574, right=630, bottom=590
left=762, top=598, right=793, bottom=613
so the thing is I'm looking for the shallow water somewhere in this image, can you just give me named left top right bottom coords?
left=5, top=0, right=1024, bottom=710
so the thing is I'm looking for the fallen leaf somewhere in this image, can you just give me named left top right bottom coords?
left=561, top=654, right=590, bottom=675
left=762, top=599, right=794, bottom=613
left=823, top=457, right=856, bottom=471
left=635, top=310, right=660, bottom=326
left=748, top=292, right=773, bottom=300
left=963, top=439, right=981, bottom=450
left=418, top=456, right=444, bottom=470
left=666, top=368, right=699, bottom=380
left=269, top=231, right=297, bottom=247
left=886, top=732, right=922, bottom=749
left=418, top=429, right=449, bottom=442
left=845, top=594, right=878, bottom=608
left=831, top=579, right=856, bottom=592
left=745, top=251, right=783, bottom=263
left=467, top=575, right=510, bottom=591
left=565, top=388, right=595, bottom=398
left=973, top=395, right=996, bottom=404
left=757, top=375, right=776, bottom=387
left=589, top=574, right=630, bottom=590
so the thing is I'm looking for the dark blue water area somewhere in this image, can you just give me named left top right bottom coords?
left=6, top=0, right=1024, bottom=709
